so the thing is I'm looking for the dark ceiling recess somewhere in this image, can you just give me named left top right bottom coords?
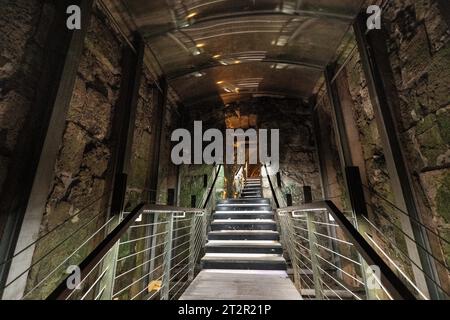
left=119, top=0, right=365, bottom=106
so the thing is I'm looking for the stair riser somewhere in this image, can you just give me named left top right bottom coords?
left=202, top=261, right=286, bottom=271
left=241, top=191, right=262, bottom=195
left=220, top=199, right=269, bottom=205
left=208, top=234, right=280, bottom=241
left=216, top=206, right=272, bottom=211
left=213, top=214, right=274, bottom=219
left=205, top=247, right=283, bottom=254
left=211, top=223, right=277, bottom=231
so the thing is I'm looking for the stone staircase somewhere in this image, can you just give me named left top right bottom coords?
left=201, top=178, right=287, bottom=271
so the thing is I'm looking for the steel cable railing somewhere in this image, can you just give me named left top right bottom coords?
left=45, top=204, right=208, bottom=300
left=41, top=164, right=223, bottom=300
left=276, top=202, right=417, bottom=300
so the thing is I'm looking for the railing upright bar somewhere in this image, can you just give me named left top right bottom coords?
left=306, top=211, right=324, bottom=299
left=161, top=214, right=174, bottom=300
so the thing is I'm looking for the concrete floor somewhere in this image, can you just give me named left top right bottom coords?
left=180, top=269, right=302, bottom=300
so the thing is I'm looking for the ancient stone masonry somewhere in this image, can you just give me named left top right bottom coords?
left=382, top=0, right=450, bottom=287
left=0, top=0, right=55, bottom=197
left=225, top=97, right=322, bottom=205
left=23, top=4, right=125, bottom=298
left=382, top=0, right=450, bottom=282
left=323, top=0, right=450, bottom=293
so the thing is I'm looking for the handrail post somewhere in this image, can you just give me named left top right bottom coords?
left=306, top=211, right=324, bottom=299
left=161, top=213, right=174, bottom=300
left=303, top=189, right=324, bottom=299
left=188, top=215, right=197, bottom=282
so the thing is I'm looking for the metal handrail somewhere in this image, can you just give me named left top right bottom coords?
left=277, top=201, right=417, bottom=300
left=47, top=203, right=206, bottom=300
left=202, top=164, right=222, bottom=209
left=264, top=164, right=280, bottom=208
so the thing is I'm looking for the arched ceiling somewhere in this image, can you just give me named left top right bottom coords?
left=117, top=0, right=365, bottom=106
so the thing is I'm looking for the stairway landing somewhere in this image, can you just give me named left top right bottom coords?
left=180, top=269, right=302, bottom=300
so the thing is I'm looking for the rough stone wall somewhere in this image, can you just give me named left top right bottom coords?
left=381, top=0, right=450, bottom=273
left=0, top=0, right=54, bottom=197
left=24, top=5, right=124, bottom=298
left=179, top=165, right=217, bottom=208
left=331, top=0, right=450, bottom=294
left=226, top=97, right=322, bottom=204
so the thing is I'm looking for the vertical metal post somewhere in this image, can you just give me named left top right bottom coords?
left=188, top=215, right=197, bottom=281
left=148, top=213, right=159, bottom=281
left=354, top=12, right=439, bottom=299
left=305, top=211, right=324, bottom=300
left=109, top=33, right=145, bottom=216
left=161, top=214, right=173, bottom=300
left=312, top=110, right=330, bottom=200
left=325, top=63, right=354, bottom=171
left=146, top=79, right=168, bottom=205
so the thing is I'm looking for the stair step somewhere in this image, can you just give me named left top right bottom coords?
left=201, top=253, right=286, bottom=270
left=216, top=207, right=272, bottom=212
left=214, top=210, right=273, bottom=214
left=206, top=240, right=283, bottom=254
left=211, top=220, right=277, bottom=231
left=242, top=191, right=261, bottom=194
left=220, top=198, right=269, bottom=205
left=208, top=230, right=280, bottom=240
left=214, top=212, right=273, bottom=219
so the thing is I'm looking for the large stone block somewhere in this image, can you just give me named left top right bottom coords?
left=82, top=144, right=110, bottom=178
left=67, top=87, right=112, bottom=141
left=56, top=122, right=88, bottom=177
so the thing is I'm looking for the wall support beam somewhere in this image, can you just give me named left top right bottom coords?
left=145, top=78, right=168, bottom=204
left=354, top=12, right=440, bottom=299
left=0, top=0, right=94, bottom=299
left=324, top=63, right=353, bottom=169
left=109, top=33, right=145, bottom=216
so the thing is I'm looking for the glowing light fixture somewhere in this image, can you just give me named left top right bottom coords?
left=187, top=12, right=197, bottom=19
left=213, top=54, right=221, bottom=59
left=216, top=81, right=224, bottom=85
left=196, top=43, right=206, bottom=48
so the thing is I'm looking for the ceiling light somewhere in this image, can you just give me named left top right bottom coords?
left=213, top=54, right=221, bottom=59
left=216, top=81, right=224, bottom=85
left=196, top=43, right=205, bottom=48
left=187, top=12, right=197, bottom=19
